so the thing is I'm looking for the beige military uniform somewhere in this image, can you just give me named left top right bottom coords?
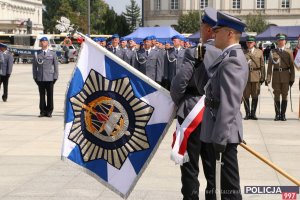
left=267, top=48, right=295, bottom=101
left=243, top=48, right=265, bottom=99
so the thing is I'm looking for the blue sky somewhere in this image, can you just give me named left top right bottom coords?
left=104, top=0, right=142, bottom=15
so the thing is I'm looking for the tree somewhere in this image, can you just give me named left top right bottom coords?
left=122, top=0, right=141, bottom=32
left=43, top=0, right=130, bottom=35
left=177, top=11, right=201, bottom=33
left=245, top=12, right=269, bottom=33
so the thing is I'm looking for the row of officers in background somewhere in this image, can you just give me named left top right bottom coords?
left=98, top=32, right=296, bottom=122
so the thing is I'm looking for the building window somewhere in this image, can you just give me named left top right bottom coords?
left=232, top=0, right=240, bottom=9
left=170, top=0, right=179, bottom=10
left=257, top=0, right=265, bottom=9
left=154, top=0, right=161, bottom=10
left=200, top=0, right=208, bottom=9
left=281, top=0, right=289, bottom=8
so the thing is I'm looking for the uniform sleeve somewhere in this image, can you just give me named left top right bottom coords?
left=53, top=52, right=59, bottom=80
left=0, top=53, right=4, bottom=64
left=288, top=50, right=295, bottom=82
left=211, top=58, right=247, bottom=145
left=170, top=49, right=194, bottom=106
left=32, top=54, right=38, bottom=79
left=7, top=53, right=14, bottom=74
left=163, top=50, right=169, bottom=80
left=260, top=50, right=265, bottom=81
left=155, top=51, right=164, bottom=82
left=266, top=54, right=273, bottom=82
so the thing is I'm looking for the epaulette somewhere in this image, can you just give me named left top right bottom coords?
left=229, top=50, right=237, bottom=57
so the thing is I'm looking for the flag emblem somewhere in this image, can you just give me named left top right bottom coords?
left=62, top=37, right=175, bottom=198
left=68, top=69, right=154, bottom=169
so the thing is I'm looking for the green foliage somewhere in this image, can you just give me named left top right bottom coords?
left=245, top=12, right=269, bottom=33
left=43, top=0, right=131, bottom=35
left=177, top=11, right=201, bottom=33
left=122, top=0, right=141, bottom=32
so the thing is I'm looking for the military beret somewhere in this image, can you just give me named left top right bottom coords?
left=171, top=35, right=182, bottom=40
left=93, top=37, right=99, bottom=42
left=40, top=37, right=48, bottom=42
left=126, top=37, right=134, bottom=41
left=111, top=34, right=120, bottom=39
left=120, top=37, right=126, bottom=42
left=213, top=11, right=246, bottom=33
left=150, top=35, right=157, bottom=40
left=99, top=37, right=106, bottom=42
left=202, top=7, right=218, bottom=27
left=143, top=36, right=152, bottom=41
left=0, top=43, right=7, bottom=48
left=276, top=33, right=287, bottom=40
left=246, top=36, right=256, bottom=42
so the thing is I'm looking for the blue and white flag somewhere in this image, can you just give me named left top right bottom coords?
left=61, top=35, right=175, bottom=199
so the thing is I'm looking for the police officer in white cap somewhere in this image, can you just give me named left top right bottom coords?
left=32, top=37, right=59, bottom=117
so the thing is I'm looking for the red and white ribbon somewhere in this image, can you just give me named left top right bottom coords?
left=170, top=95, right=206, bottom=165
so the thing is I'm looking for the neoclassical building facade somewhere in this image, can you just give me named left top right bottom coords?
left=0, top=0, right=43, bottom=34
left=144, top=0, right=300, bottom=27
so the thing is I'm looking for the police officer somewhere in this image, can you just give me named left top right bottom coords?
left=170, top=8, right=220, bottom=200
left=134, top=36, right=164, bottom=84
left=107, top=34, right=125, bottom=60
left=120, top=37, right=135, bottom=66
left=163, top=35, right=186, bottom=90
left=32, top=37, right=59, bottom=117
left=200, top=12, right=248, bottom=200
left=266, top=33, right=295, bottom=121
left=0, top=43, right=13, bottom=102
left=243, top=36, right=265, bottom=120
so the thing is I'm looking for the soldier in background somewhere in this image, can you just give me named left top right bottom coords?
left=134, top=36, right=164, bottom=84
left=120, top=38, right=128, bottom=50
left=243, top=36, right=265, bottom=120
left=163, top=35, right=185, bottom=90
left=99, top=38, right=107, bottom=48
left=266, top=34, right=295, bottom=121
left=107, top=34, right=125, bottom=60
left=0, top=43, right=13, bottom=102
left=32, top=37, right=59, bottom=117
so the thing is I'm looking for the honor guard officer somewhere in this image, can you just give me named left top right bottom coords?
left=163, top=35, right=186, bottom=90
left=120, top=37, right=135, bottom=66
left=266, top=33, right=295, bottom=121
left=170, top=7, right=220, bottom=200
left=150, top=35, right=160, bottom=51
left=200, top=11, right=248, bottom=200
left=243, top=36, right=265, bottom=120
left=99, top=38, right=107, bottom=48
left=0, top=43, right=13, bottom=102
left=108, top=34, right=125, bottom=60
left=134, top=36, right=164, bottom=84
left=32, top=37, right=59, bottom=117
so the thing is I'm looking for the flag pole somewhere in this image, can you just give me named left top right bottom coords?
left=240, top=142, right=300, bottom=186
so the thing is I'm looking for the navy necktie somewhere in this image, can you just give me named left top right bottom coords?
left=146, top=50, right=149, bottom=56
left=176, top=49, right=178, bottom=54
